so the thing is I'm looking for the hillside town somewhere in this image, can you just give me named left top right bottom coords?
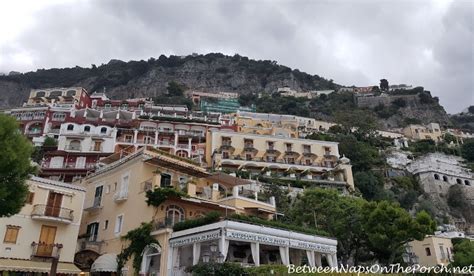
left=0, top=82, right=472, bottom=275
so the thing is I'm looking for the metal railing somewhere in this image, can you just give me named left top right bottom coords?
left=113, top=190, right=128, bottom=202
left=152, top=217, right=174, bottom=231
left=31, top=204, right=74, bottom=221
left=31, top=242, right=63, bottom=258
left=66, top=145, right=82, bottom=151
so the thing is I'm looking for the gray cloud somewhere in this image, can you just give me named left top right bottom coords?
left=0, top=0, right=472, bottom=112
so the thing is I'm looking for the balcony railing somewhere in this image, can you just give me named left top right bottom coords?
left=31, top=204, right=74, bottom=222
left=90, top=146, right=103, bottom=152
left=43, top=162, right=96, bottom=170
left=113, top=190, right=128, bottom=202
left=78, top=237, right=103, bottom=253
left=31, top=242, right=63, bottom=258
left=66, top=145, right=82, bottom=151
left=152, top=217, right=175, bottom=231
left=84, top=197, right=102, bottom=211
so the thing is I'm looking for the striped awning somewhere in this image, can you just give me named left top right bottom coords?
left=0, top=258, right=81, bottom=274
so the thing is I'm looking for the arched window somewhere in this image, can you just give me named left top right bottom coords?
left=66, top=90, right=76, bottom=97
left=84, top=126, right=91, bottom=132
left=52, top=113, right=66, bottom=121
left=100, top=127, right=107, bottom=134
left=442, top=176, right=448, bottom=182
left=166, top=205, right=184, bottom=225
left=68, top=140, right=81, bottom=151
left=434, top=174, right=440, bottom=180
left=465, top=180, right=471, bottom=186
left=67, top=124, right=74, bottom=131
left=456, top=179, right=462, bottom=184
left=49, top=91, right=62, bottom=98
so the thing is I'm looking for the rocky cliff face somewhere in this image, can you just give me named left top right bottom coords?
left=0, top=53, right=336, bottom=109
left=0, top=52, right=453, bottom=129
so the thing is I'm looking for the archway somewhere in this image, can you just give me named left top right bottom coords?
left=74, top=250, right=100, bottom=272
left=140, top=243, right=162, bottom=275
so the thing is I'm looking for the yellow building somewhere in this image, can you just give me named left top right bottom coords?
left=234, top=112, right=337, bottom=138
left=234, top=115, right=298, bottom=138
left=0, top=177, right=84, bottom=274
left=407, top=236, right=454, bottom=267
left=26, top=87, right=90, bottom=108
left=206, top=130, right=354, bottom=192
left=75, top=147, right=279, bottom=275
left=402, top=123, right=442, bottom=142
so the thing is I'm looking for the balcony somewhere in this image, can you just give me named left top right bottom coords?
left=84, top=197, right=102, bottom=212
left=66, top=145, right=82, bottom=151
left=113, top=190, right=128, bottom=202
left=176, top=143, right=189, bottom=149
left=42, top=162, right=96, bottom=170
left=90, top=146, right=103, bottom=152
left=219, top=157, right=334, bottom=171
left=152, top=217, right=174, bottom=231
left=26, top=129, right=42, bottom=135
left=31, top=242, right=63, bottom=258
left=77, top=237, right=104, bottom=253
left=31, top=204, right=74, bottom=224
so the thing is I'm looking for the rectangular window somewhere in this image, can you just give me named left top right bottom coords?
left=26, top=192, right=35, bottom=204
left=3, top=226, right=20, bottom=244
left=425, top=247, right=431, bottom=256
left=86, top=222, right=99, bottom=242
left=439, top=245, right=446, bottom=259
left=222, top=151, right=229, bottom=159
left=160, top=174, right=172, bottom=187
left=115, top=215, right=124, bottom=234
left=103, top=220, right=109, bottom=230
left=303, top=145, right=311, bottom=153
left=93, top=186, right=103, bottom=207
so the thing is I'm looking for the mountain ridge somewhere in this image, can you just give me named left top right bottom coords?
left=0, top=53, right=337, bottom=109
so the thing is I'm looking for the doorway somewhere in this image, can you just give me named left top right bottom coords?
left=45, top=192, right=63, bottom=217
left=37, top=225, right=57, bottom=256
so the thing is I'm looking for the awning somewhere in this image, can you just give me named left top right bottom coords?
left=0, top=258, right=81, bottom=273
left=91, top=253, right=117, bottom=272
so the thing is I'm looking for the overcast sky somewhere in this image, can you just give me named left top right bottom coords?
left=0, top=0, right=472, bottom=113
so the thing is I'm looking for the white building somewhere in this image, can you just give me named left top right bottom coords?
left=57, top=123, right=117, bottom=154
left=406, top=153, right=473, bottom=188
left=168, top=220, right=338, bottom=275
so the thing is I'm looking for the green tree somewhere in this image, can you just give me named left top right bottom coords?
left=468, top=106, right=474, bottom=114
left=451, top=238, right=474, bottom=267
left=363, top=201, right=436, bottom=265
left=461, top=139, right=474, bottom=162
left=167, top=81, right=185, bottom=97
left=186, top=262, right=245, bottom=276
left=354, top=171, right=385, bottom=201
left=289, top=189, right=368, bottom=265
left=43, top=136, right=58, bottom=147
left=117, top=223, right=159, bottom=272
left=380, top=79, right=389, bottom=91
left=337, top=135, right=382, bottom=171
left=0, top=114, right=34, bottom=217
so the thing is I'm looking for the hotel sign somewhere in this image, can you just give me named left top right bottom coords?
left=226, top=229, right=289, bottom=247
left=290, top=240, right=336, bottom=253
left=170, top=229, right=221, bottom=247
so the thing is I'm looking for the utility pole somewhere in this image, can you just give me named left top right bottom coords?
left=50, top=256, right=59, bottom=276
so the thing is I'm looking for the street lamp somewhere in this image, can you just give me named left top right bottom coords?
left=202, top=252, right=211, bottom=263
left=210, top=241, right=218, bottom=253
